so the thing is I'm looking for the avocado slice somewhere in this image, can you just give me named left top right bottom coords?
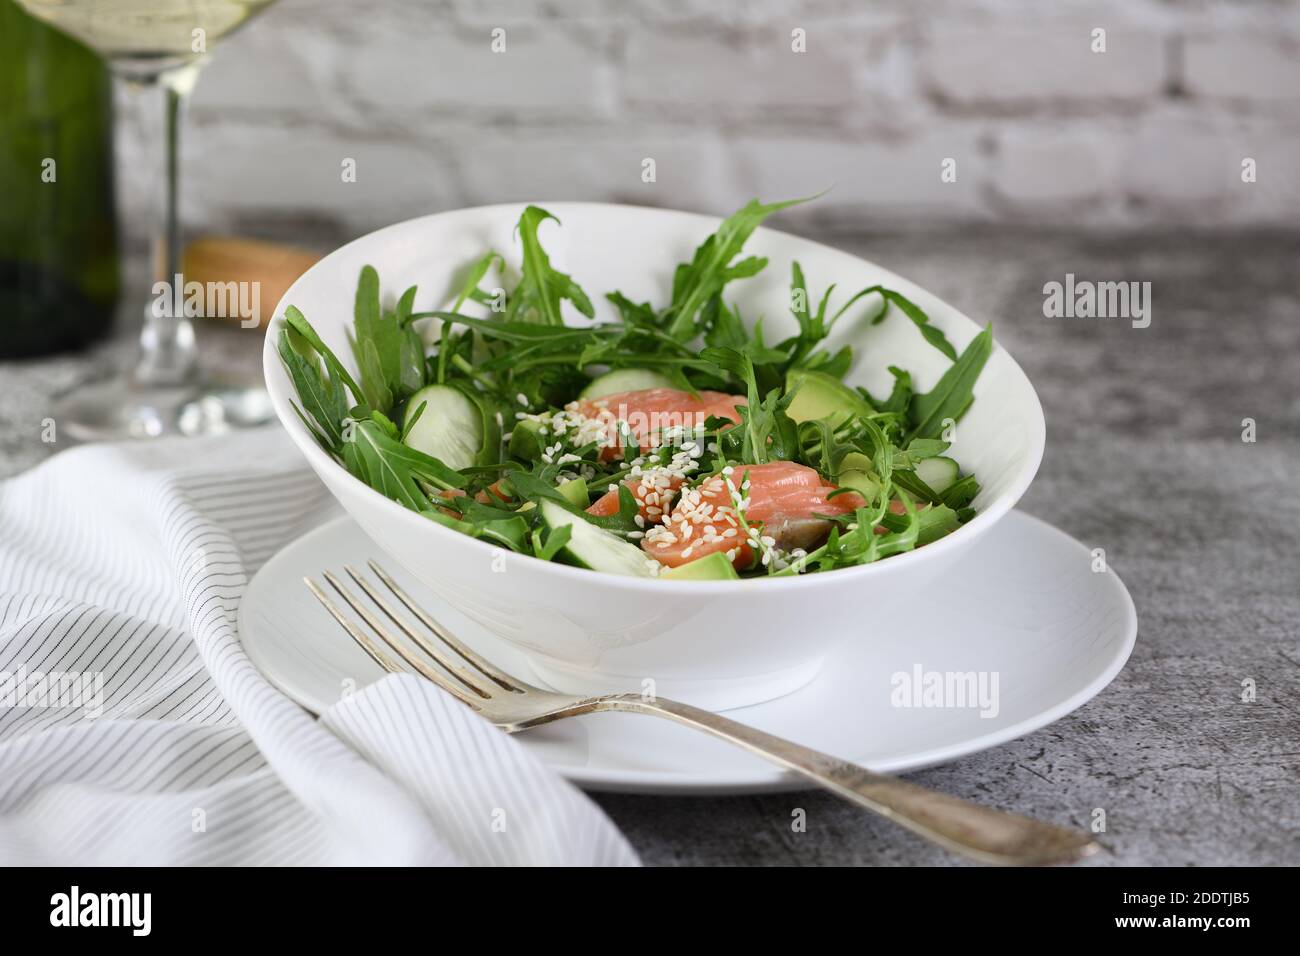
left=509, top=419, right=547, bottom=460
left=838, top=469, right=882, bottom=502
left=785, top=369, right=874, bottom=426
left=557, top=477, right=589, bottom=509
left=839, top=451, right=873, bottom=472
left=661, top=551, right=740, bottom=581
left=834, top=452, right=882, bottom=502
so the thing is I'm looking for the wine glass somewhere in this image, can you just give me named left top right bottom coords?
left=15, top=0, right=280, bottom=439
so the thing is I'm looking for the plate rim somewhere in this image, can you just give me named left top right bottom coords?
left=238, top=510, right=1137, bottom=795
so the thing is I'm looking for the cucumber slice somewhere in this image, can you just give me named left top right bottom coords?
left=785, top=369, right=874, bottom=426
left=914, top=456, right=960, bottom=494
left=579, top=368, right=676, bottom=400
left=403, top=385, right=496, bottom=470
left=662, top=551, right=740, bottom=581
left=538, top=500, right=655, bottom=577
left=557, top=477, right=589, bottom=509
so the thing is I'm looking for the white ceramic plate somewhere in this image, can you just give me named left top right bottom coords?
left=237, top=509, right=1136, bottom=794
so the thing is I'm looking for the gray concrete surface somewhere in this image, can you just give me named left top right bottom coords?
left=2, top=229, right=1297, bottom=866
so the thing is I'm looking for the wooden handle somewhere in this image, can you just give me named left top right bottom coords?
left=181, top=236, right=320, bottom=328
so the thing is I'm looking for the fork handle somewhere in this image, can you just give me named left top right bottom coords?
left=603, top=695, right=1097, bottom=866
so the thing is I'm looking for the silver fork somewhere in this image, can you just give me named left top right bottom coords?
left=306, top=560, right=1100, bottom=866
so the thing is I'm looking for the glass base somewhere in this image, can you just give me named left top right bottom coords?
left=53, top=377, right=275, bottom=443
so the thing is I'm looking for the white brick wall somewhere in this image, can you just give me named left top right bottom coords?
left=990, top=126, right=1121, bottom=213
left=117, top=0, right=1300, bottom=242
left=921, top=17, right=1167, bottom=107
left=1183, top=33, right=1300, bottom=103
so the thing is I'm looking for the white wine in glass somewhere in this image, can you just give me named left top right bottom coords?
left=16, top=0, right=280, bottom=439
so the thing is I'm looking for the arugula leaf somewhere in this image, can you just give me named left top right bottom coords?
left=349, top=266, right=426, bottom=412
left=428, top=493, right=533, bottom=552
left=352, top=266, right=391, bottom=409
left=497, top=469, right=575, bottom=507
left=664, top=196, right=812, bottom=340
left=605, top=291, right=658, bottom=327
left=780, top=261, right=837, bottom=370
left=342, top=415, right=465, bottom=512
left=889, top=468, right=940, bottom=504
left=880, top=502, right=960, bottom=546
left=357, top=339, right=393, bottom=412
left=702, top=294, right=748, bottom=351
left=282, top=305, right=364, bottom=403
left=702, top=346, right=798, bottom=464
left=277, top=328, right=351, bottom=451
left=418, top=312, right=717, bottom=387
left=533, top=523, right=573, bottom=562
left=796, top=418, right=857, bottom=480
left=865, top=288, right=957, bottom=361
left=907, top=325, right=993, bottom=442
left=506, top=206, right=595, bottom=326
left=873, top=365, right=913, bottom=414
left=424, top=506, right=533, bottom=553
left=852, top=416, right=895, bottom=488
left=783, top=263, right=958, bottom=367
left=422, top=312, right=605, bottom=346
left=894, top=437, right=950, bottom=467
left=450, top=251, right=503, bottom=312
left=940, top=474, right=981, bottom=512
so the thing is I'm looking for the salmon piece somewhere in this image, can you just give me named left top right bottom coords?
left=435, top=482, right=513, bottom=515
left=475, top=478, right=511, bottom=504
left=643, top=461, right=865, bottom=569
left=575, top=387, right=745, bottom=459
left=586, top=474, right=685, bottom=524
left=431, top=487, right=467, bottom=518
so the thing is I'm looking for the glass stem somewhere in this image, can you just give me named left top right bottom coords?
left=134, top=69, right=198, bottom=388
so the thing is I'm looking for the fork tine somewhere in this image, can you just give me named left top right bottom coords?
left=342, top=564, right=499, bottom=699
left=304, top=578, right=406, bottom=677
left=367, top=559, right=522, bottom=693
left=318, top=571, right=488, bottom=707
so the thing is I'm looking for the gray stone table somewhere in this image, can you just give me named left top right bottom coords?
left=3, top=230, right=1297, bottom=866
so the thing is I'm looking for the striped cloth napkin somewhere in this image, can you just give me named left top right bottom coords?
left=0, top=427, right=637, bottom=866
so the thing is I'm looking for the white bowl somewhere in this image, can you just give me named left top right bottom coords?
left=262, top=203, right=1045, bottom=710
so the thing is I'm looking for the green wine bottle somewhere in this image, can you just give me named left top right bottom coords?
left=0, top=0, right=118, bottom=358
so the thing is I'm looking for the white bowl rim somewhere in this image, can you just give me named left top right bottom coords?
left=262, top=200, right=1046, bottom=594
